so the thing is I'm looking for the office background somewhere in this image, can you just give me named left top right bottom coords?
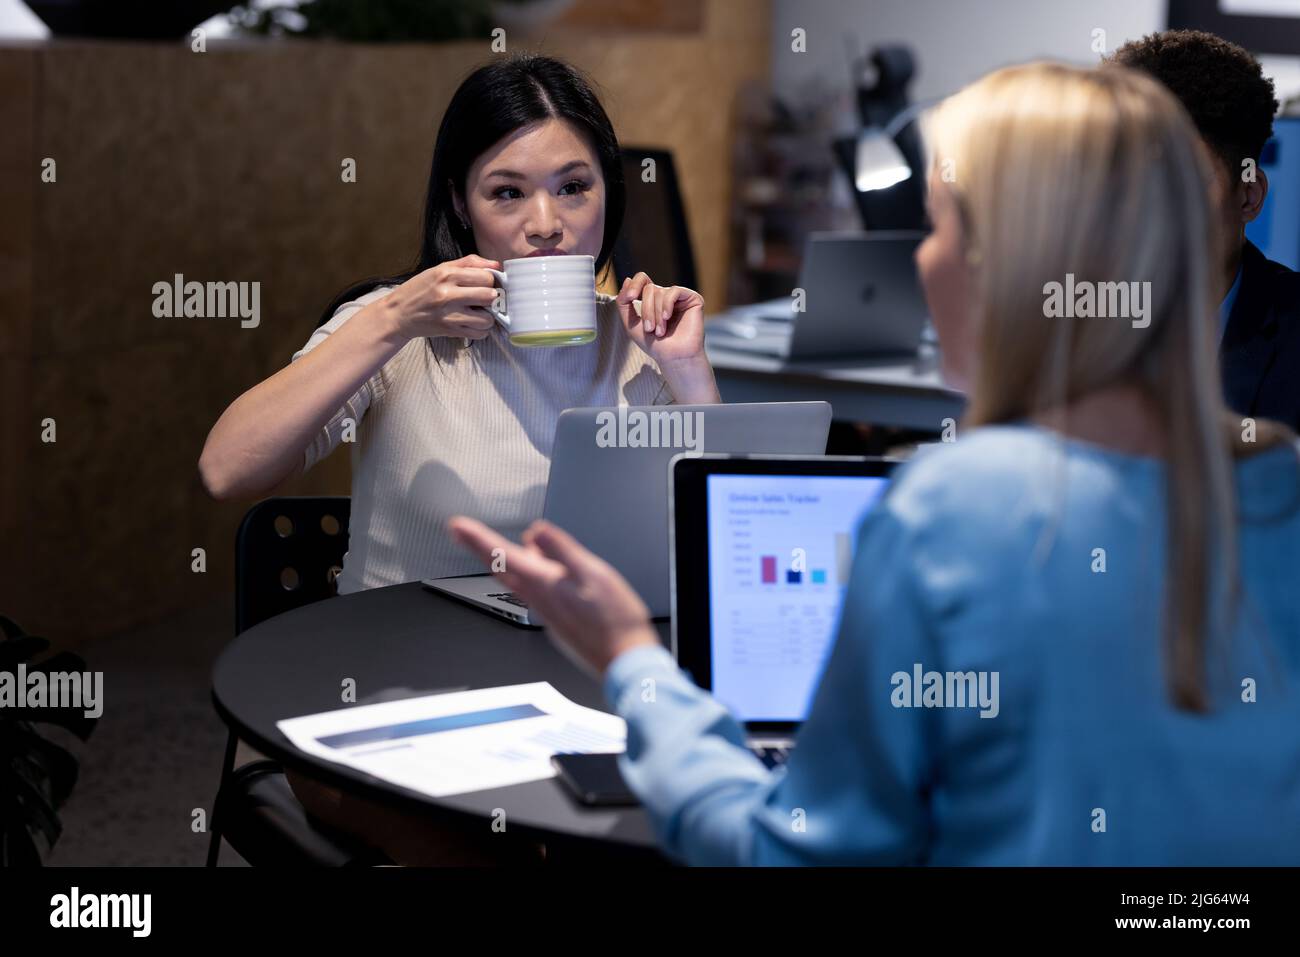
left=6, top=0, right=1300, bottom=651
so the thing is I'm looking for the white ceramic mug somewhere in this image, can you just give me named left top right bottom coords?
left=484, top=254, right=598, bottom=347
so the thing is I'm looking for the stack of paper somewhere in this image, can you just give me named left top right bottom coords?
left=277, top=682, right=625, bottom=798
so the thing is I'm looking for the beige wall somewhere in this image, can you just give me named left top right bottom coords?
left=0, top=0, right=769, bottom=648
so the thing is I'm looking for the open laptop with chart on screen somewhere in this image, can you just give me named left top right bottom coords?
left=668, top=453, right=897, bottom=768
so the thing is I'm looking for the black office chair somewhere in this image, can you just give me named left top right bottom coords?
left=612, top=146, right=699, bottom=291
left=206, top=496, right=391, bottom=866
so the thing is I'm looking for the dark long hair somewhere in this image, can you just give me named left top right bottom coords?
left=318, top=53, right=626, bottom=327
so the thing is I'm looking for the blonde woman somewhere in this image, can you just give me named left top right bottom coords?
left=451, top=62, right=1300, bottom=865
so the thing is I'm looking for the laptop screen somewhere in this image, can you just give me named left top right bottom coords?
left=704, top=472, right=891, bottom=723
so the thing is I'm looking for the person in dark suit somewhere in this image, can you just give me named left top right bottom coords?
left=1108, top=30, right=1300, bottom=430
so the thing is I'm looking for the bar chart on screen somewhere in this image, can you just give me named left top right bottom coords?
left=705, top=473, right=890, bottom=720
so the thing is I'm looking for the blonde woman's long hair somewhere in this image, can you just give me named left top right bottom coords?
left=922, top=61, right=1290, bottom=712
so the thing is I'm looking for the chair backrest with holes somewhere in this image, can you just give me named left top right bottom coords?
left=234, top=497, right=352, bottom=636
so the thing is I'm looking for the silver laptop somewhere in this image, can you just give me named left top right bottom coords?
left=667, top=453, right=898, bottom=766
left=422, top=401, right=832, bottom=626
left=706, top=231, right=929, bottom=359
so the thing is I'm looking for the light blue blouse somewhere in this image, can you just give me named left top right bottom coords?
left=604, top=424, right=1300, bottom=865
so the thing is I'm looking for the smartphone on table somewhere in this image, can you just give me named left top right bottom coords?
left=551, top=752, right=639, bottom=807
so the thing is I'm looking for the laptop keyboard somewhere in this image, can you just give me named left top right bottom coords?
left=750, top=745, right=792, bottom=769
left=484, top=592, right=791, bottom=769
left=487, top=592, right=529, bottom=609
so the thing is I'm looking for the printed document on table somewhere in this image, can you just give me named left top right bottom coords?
left=277, top=682, right=626, bottom=798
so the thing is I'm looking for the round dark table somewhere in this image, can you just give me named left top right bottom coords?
left=211, top=581, right=669, bottom=861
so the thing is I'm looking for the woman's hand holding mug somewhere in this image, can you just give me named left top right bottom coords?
left=387, top=255, right=503, bottom=342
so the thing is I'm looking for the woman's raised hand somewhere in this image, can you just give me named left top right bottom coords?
left=448, top=515, right=660, bottom=677
left=615, top=272, right=706, bottom=363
